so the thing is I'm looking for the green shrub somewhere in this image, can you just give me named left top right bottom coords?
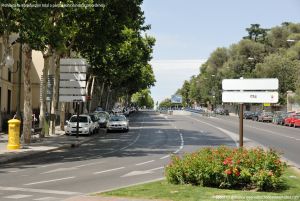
left=165, top=146, right=286, bottom=191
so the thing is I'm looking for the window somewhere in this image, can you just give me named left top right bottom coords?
left=7, top=89, right=11, bottom=113
left=8, top=68, right=12, bottom=82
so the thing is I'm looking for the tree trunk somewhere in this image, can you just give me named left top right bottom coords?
left=39, top=48, right=52, bottom=137
left=105, top=85, right=111, bottom=111
left=23, top=44, right=32, bottom=144
left=99, top=82, right=105, bottom=107
left=0, top=31, right=9, bottom=131
left=88, top=76, right=95, bottom=113
left=49, top=53, right=60, bottom=135
left=84, top=76, right=92, bottom=113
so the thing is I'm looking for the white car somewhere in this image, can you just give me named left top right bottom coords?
left=65, top=115, right=94, bottom=135
left=106, top=115, right=129, bottom=133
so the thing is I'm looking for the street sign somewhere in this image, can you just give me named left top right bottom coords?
left=59, top=96, right=86, bottom=102
left=222, top=78, right=278, bottom=90
left=222, top=91, right=278, bottom=103
left=171, top=95, right=183, bottom=103
left=59, top=58, right=88, bottom=103
left=60, top=73, right=86, bottom=80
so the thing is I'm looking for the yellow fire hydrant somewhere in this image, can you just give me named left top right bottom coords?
left=7, top=119, right=21, bottom=150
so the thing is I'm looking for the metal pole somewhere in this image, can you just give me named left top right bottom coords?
left=76, top=102, right=80, bottom=138
left=239, top=103, right=244, bottom=147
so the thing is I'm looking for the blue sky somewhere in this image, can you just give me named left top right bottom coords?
left=142, top=0, right=300, bottom=104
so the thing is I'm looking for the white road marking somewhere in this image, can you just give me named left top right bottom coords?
left=121, top=166, right=164, bottom=177
left=0, top=186, right=80, bottom=195
left=187, top=116, right=239, bottom=147
left=8, top=170, right=25, bottom=173
left=34, top=197, right=57, bottom=201
left=41, top=168, right=76, bottom=174
left=4, top=194, right=32, bottom=199
left=40, top=163, right=63, bottom=168
left=160, top=155, right=170, bottom=159
left=24, top=176, right=75, bottom=186
left=73, top=161, right=105, bottom=168
left=135, top=160, right=155, bottom=166
left=246, top=125, right=300, bottom=141
left=93, top=167, right=125, bottom=175
left=173, top=133, right=184, bottom=154
left=40, top=159, right=104, bottom=174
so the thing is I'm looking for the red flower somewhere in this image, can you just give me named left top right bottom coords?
left=224, top=169, right=232, bottom=175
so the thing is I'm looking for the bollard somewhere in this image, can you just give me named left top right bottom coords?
left=7, top=119, right=21, bottom=150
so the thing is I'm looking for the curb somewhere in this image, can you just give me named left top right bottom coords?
left=0, top=134, right=99, bottom=165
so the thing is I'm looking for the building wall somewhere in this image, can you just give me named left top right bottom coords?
left=0, top=42, right=43, bottom=131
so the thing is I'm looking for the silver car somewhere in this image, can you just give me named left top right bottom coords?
left=65, top=115, right=94, bottom=135
left=106, top=115, right=129, bottom=133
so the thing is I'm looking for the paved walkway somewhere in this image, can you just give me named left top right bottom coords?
left=0, top=126, right=97, bottom=164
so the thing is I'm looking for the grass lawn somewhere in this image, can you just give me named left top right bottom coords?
left=100, top=167, right=300, bottom=201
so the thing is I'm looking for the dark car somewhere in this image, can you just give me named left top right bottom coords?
left=272, top=112, right=287, bottom=125
left=243, top=111, right=254, bottom=119
left=252, top=111, right=261, bottom=121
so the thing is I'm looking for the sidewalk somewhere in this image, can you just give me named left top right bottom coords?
left=0, top=126, right=97, bottom=164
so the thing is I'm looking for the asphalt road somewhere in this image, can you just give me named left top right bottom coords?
left=0, top=111, right=299, bottom=201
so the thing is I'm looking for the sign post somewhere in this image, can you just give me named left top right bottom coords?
left=222, top=78, right=279, bottom=147
left=59, top=58, right=88, bottom=138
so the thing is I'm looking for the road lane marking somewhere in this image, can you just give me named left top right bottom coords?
left=73, top=161, right=105, bottom=168
left=160, top=155, right=170, bottom=159
left=135, top=160, right=155, bottom=166
left=195, top=113, right=300, bottom=142
left=173, top=133, right=184, bottom=154
left=121, top=166, right=164, bottom=177
left=40, top=163, right=63, bottom=168
left=34, top=197, right=57, bottom=200
left=4, top=194, right=32, bottom=199
left=93, top=167, right=125, bottom=175
left=40, top=161, right=106, bottom=174
left=0, top=186, right=80, bottom=195
left=246, top=125, right=300, bottom=141
left=187, top=116, right=239, bottom=147
left=24, top=176, right=75, bottom=186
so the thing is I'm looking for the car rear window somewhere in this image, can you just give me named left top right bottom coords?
left=70, top=116, right=88, bottom=122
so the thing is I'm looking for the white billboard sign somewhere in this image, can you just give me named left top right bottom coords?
left=171, top=95, right=183, bottom=103
left=222, top=91, right=279, bottom=103
left=222, top=78, right=278, bottom=90
left=60, top=73, right=86, bottom=80
left=59, top=88, right=86, bottom=95
left=59, top=58, right=88, bottom=102
left=60, top=81, right=86, bottom=88
left=59, top=96, right=86, bottom=102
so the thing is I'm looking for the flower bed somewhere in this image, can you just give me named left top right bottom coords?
left=165, top=146, right=287, bottom=191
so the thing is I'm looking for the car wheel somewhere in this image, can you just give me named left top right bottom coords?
left=65, top=133, right=69, bottom=136
left=106, top=129, right=110, bottom=133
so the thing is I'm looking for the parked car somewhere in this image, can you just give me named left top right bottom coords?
left=89, top=113, right=100, bottom=133
left=65, top=115, right=94, bottom=135
left=95, top=111, right=110, bottom=128
left=293, top=115, right=300, bottom=128
left=243, top=111, right=254, bottom=119
left=258, top=112, right=273, bottom=122
left=252, top=111, right=261, bottom=121
left=106, top=114, right=129, bottom=133
left=272, top=111, right=287, bottom=125
left=284, top=112, right=298, bottom=127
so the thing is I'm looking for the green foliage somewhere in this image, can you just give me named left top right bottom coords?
left=131, top=89, right=154, bottom=109
left=165, top=146, right=287, bottom=191
left=176, top=22, right=300, bottom=106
